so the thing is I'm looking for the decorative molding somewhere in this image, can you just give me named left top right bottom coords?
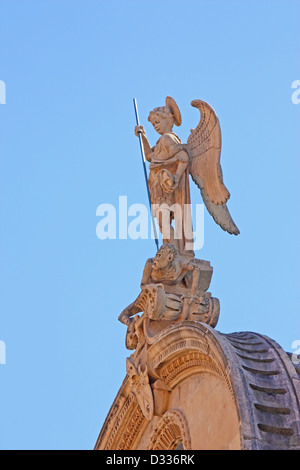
left=148, top=409, right=191, bottom=450
left=117, top=405, right=146, bottom=450
left=159, top=351, right=231, bottom=393
left=104, top=394, right=134, bottom=450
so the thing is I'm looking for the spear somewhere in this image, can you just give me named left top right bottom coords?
left=133, top=98, right=159, bottom=251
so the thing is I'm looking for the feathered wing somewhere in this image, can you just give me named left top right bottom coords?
left=187, top=100, right=240, bottom=235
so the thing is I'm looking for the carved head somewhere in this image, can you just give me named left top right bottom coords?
left=148, top=96, right=181, bottom=135
left=152, top=243, right=178, bottom=270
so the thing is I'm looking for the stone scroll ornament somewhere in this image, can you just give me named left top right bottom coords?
left=134, top=96, right=239, bottom=258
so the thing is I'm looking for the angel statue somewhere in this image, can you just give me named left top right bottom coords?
left=135, top=96, right=239, bottom=257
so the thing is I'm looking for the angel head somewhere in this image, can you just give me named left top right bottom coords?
left=148, top=96, right=182, bottom=135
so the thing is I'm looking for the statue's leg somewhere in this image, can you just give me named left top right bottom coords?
left=157, top=209, right=176, bottom=247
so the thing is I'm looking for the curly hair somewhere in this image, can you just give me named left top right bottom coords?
left=148, top=106, right=174, bottom=127
left=156, top=243, right=178, bottom=259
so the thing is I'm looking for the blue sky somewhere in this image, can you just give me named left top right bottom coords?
left=0, top=0, right=299, bottom=450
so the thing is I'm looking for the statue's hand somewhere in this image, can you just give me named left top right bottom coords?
left=135, top=125, right=146, bottom=138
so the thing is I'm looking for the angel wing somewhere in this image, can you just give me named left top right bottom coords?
left=187, top=100, right=240, bottom=235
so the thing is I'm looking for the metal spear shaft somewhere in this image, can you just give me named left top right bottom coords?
left=133, top=98, right=159, bottom=251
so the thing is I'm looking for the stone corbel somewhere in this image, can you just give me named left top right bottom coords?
left=152, top=379, right=172, bottom=417
left=126, top=357, right=154, bottom=421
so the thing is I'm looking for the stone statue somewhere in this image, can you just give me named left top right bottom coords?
left=117, top=96, right=240, bottom=351
left=135, top=97, right=239, bottom=256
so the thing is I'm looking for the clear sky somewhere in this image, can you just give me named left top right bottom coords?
left=0, top=0, right=299, bottom=450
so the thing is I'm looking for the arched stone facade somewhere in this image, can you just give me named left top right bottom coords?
left=95, top=322, right=300, bottom=450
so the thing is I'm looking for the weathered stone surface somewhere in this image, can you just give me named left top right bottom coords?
left=95, top=323, right=300, bottom=450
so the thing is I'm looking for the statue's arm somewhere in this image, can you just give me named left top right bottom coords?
left=135, top=125, right=153, bottom=162
left=174, top=157, right=188, bottom=186
left=168, top=150, right=189, bottom=188
left=119, top=258, right=154, bottom=326
left=162, top=135, right=189, bottom=186
left=181, top=261, right=199, bottom=296
left=118, top=299, right=142, bottom=326
left=190, top=266, right=200, bottom=297
left=140, top=258, right=153, bottom=287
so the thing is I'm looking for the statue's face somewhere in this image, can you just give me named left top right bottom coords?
left=153, top=248, right=173, bottom=269
left=150, top=113, right=173, bottom=135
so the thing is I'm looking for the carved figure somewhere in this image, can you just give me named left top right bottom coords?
left=135, top=97, right=239, bottom=256
left=119, top=243, right=219, bottom=349
left=126, top=358, right=154, bottom=420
